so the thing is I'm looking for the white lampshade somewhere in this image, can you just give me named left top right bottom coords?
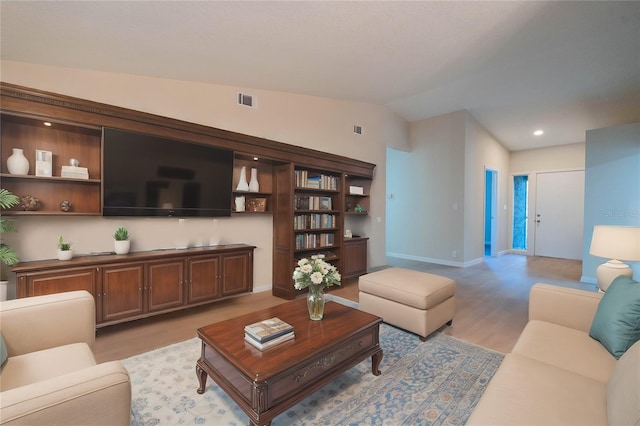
left=589, top=225, right=640, bottom=292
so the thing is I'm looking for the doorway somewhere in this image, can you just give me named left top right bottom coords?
left=534, top=170, right=585, bottom=260
left=484, top=169, right=498, bottom=257
left=512, top=175, right=529, bottom=251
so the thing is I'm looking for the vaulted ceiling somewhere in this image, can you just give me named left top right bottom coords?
left=1, top=1, right=638, bottom=151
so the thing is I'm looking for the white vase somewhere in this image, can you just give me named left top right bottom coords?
left=114, top=240, right=130, bottom=255
left=249, top=168, right=260, bottom=192
left=235, top=196, right=245, bottom=212
left=7, top=148, right=30, bottom=175
left=57, top=250, right=73, bottom=261
left=236, top=166, right=249, bottom=191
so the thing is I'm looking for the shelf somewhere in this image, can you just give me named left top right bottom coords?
left=1, top=173, right=100, bottom=184
left=345, top=211, right=368, bottom=216
left=294, top=228, right=339, bottom=233
left=232, top=190, right=271, bottom=196
left=294, top=209, right=340, bottom=214
left=295, top=187, right=339, bottom=194
left=2, top=211, right=102, bottom=217
left=295, top=246, right=337, bottom=253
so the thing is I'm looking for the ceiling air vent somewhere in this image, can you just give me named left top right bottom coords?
left=354, top=125, right=363, bottom=135
left=238, top=92, right=255, bottom=108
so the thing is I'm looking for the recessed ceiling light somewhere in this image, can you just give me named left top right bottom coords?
left=43, top=122, right=52, bottom=127
left=533, top=130, right=544, bottom=136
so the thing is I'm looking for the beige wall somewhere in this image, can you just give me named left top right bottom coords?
left=464, top=113, right=510, bottom=262
left=1, top=61, right=410, bottom=296
left=510, top=143, right=585, bottom=174
left=387, top=111, right=509, bottom=265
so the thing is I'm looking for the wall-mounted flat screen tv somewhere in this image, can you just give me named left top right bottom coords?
left=103, top=127, right=233, bottom=217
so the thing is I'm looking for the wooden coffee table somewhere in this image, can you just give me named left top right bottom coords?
left=196, top=298, right=383, bottom=426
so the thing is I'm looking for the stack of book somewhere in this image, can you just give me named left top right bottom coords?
left=61, top=165, right=89, bottom=179
left=244, top=317, right=294, bottom=350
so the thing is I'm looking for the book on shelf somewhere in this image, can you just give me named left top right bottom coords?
left=244, top=317, right=294, bottom=342
left=244, top=331, right=295, bottom=350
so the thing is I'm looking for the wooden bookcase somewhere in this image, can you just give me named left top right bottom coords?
left=1, top=83, right=376, bottom=306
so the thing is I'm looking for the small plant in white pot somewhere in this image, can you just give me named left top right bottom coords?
left=113, top=226, right=130, bottom=255
left=57, top=235, right=73, bottom=261
left=0, top=189, right=20, bottom=300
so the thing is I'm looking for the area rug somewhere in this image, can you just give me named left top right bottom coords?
left=123, top=296, right=503, bottom=425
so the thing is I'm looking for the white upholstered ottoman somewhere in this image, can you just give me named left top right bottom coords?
left=358, top=267, right=456, bottom=340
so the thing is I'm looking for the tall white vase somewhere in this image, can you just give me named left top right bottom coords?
left=7, top=148, right=30, bottom=175
left=236, top=166, right=249, bottom=191
left=249, top=168, right=260, bottom=192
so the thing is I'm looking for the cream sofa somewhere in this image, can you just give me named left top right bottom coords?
left=467, top=283, right=640, bottom=426
left=0, top=291, right=131, bottom=425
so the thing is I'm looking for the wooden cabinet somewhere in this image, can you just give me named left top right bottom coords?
left=187, top=255, right=221, bottom=304
left=147, top=259, right=185, bottom=312
left=0, top=114, right=102, bottom=216
left=16, top=266, right=101, bottom=321
left=343, top=237, right=369, bottom=279
left=13, top=245, right=255, bottom=327
left=221, top=251, right=253, bottom=296
left=101, top=263, right=145, bottom=322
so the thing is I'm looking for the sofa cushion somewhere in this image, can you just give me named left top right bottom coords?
left=0, top=343, right=96, bottom=392
left=466, top=353, right=607, bottom=426
left=0, top=334, right=7, bottom=367
left=512, top=320, right=616, bottom=383
left=589, top=276, right=640, bottom=359
left=607, top=340, right=640, bottom=426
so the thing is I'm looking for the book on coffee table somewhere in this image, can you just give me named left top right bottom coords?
left=244, top=317, right=293, bottom=343
left=244, top=331, right=295, bottom=351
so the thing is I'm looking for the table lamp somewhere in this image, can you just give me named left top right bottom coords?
left=589, top=225, right=640, bottom=292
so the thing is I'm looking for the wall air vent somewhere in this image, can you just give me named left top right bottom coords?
left=238, top=92, right=255, bottom=108
left=354, top=125, right=363, bottom=135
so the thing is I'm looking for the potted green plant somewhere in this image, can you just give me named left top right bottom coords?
left=57, top=235, right=73, bottom=261
left=113, top=226, right=130, bottom=255
left=0, top=189, right=20, bottom=300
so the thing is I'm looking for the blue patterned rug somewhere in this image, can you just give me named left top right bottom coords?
left=123, top=296, right=503, bottom=425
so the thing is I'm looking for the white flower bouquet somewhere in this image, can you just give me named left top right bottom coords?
left=292, top=254, right=341, bottom=292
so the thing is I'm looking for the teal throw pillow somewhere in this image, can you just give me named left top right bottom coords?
left=0, top=333, right=7, bottom=367
left=589, top=276, right=640, bottom=359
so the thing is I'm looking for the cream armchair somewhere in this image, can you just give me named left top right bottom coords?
left=0, top=291, right=131, bottom=425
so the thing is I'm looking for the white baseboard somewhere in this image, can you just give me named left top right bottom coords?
left=252, top=284, right=272, bottom=293
left=386, top=252, right=484, bottom=268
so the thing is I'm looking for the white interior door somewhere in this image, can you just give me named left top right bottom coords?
left=534, top=170, right=585, bottom=260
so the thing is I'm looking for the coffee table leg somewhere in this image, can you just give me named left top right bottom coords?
left=371, top=349, right=383, bottom=376
left=196, top=362, right=208, bottom=394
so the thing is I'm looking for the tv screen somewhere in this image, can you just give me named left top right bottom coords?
left=103, top=128, right=233, bottom=217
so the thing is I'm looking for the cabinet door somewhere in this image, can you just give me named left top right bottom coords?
left=147, top=259, right=185, bottom=312
left=222, top=252, right=252, bottom=296
left=187, top=256, right=220, bottom=304
left=343, top=238, right=368, bottom=279
left=19, top=267, right=100, bottom=322
left=22, top=267, right=99, bottom=298
left=102, top=263, right=144, bottom=322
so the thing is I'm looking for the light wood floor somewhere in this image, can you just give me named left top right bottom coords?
left=94, top=254, right=589, bottom=363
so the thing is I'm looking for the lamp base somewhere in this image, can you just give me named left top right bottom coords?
left=596, top=260, right=633, bottom=292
